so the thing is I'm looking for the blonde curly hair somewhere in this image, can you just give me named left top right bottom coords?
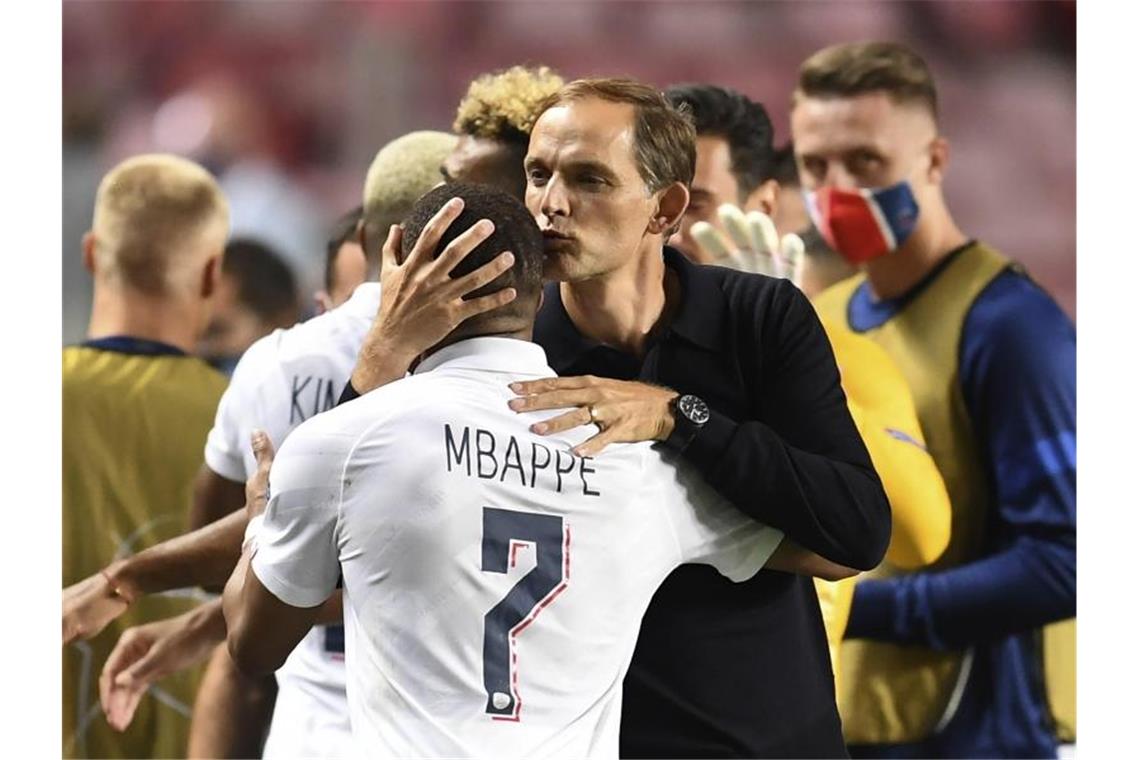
left=453, top=65, right=565, bottom=143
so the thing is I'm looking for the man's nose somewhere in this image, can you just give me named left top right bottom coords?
left=822, top=161, right=858, bottom=190
left=540, top=177, right=570, bottom=218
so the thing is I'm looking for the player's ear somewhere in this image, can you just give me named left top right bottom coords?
left=928, top=137, right=950, bottom=185
left=355, top=219, right=366, bottom=251
left=201, top=254, right=220, bottom=299
left=743, top=179, right=780, bottom=217
left=648, top=182, right=690, bottom=235
left=82, top=231, right=96, bottom=275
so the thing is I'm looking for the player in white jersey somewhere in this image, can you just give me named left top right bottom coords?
left=203, top=276, right=378, bottom=758
left=223, top=183, right=856, bottom=759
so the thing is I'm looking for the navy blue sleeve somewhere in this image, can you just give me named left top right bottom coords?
left=846, top=270, right=1076, bottom=648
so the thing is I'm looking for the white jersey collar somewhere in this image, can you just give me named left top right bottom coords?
left=414, top=337, right=552, bottom=376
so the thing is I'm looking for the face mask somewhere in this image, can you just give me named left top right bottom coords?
left=804, top=180, right=920, bottom=265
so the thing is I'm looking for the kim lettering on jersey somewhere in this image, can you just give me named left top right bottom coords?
left=444, top=424, right=601, bottom=496
left=290, top=375, right=338, bottom=424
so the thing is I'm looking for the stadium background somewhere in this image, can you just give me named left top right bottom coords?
left=62, top=0, right=1076, bottom=345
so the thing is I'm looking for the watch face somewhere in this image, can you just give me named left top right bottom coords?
left=679, top=394, right=710, bottom=425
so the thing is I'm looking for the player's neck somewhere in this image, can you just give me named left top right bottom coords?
left=86, top=284, right=203, bottom=354
left=561, top=241, right=676, bottom=358
left=864, top=206, right=968, bottom=301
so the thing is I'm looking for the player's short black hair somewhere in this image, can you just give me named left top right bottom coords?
left=223, top=238, right=300, bottom=322
left=400, top=182, right=544, bottom=314
left=325, top=205, right=363, bottom=291
left=664, top=84, right=777, bottom=199
left=771, top=142, right=800, bottom=188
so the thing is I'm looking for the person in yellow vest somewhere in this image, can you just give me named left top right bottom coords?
left=667, top=84, right=954, bottom=689
left=796, top=42, right=1076, bottom=758
left=62, top=154, right=230, bottom=758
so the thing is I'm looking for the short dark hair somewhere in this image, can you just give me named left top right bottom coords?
left=222, top=238, right=300, bottom=323
left=795, top=41, right=938, bottom=119
left=771, top=142, right=800, bottom=188
left=325, top=205, right=363, bottom=291
left=665, top=84, right=777, bottom=198
left=400, top=183, right=544, bottom=334
left=540, top=78, right=696, bottom=192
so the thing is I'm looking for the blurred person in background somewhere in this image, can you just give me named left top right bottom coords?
left=770, top=142, right=813, bottom=238
left=799, top=41, right=1076, bottom=758
left=315, top=206, right=367, bottom=313
left=678, top=83, right=953, bottom=703
left=63, top=154, right=229, bottom=758
left=444, top=65, right=565, bottom=199
left=799, top=225, right=856, bottom=299
left=663, top=84, right=780, bottom=265
left=153, top=75, right=325, bottom=294
left=197, top=238, right=302, bottom=376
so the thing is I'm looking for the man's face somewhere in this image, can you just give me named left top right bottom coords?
left=325, top=240, right=367, bottom=309
left=197, top=271, right=269, bottom=364
left=442, top=135, right=526, bottom=200
left=674, top=135, right=741, bottom=264
left=791, top=91, right=937, bottom=195
left=524, top=98, right=660, bottom=282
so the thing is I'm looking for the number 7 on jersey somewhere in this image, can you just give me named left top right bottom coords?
left=481, top=507, right=570, bottom=721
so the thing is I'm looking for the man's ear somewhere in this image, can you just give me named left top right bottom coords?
left=648, top=182, right=690, bottom=235
left=743, top=178, right=780, bottom=216
left=928, top=136, right=950, bottom=185
left=201, top=254, right=220, bottom=299
left=82, top=231, right=97, bottom=275
left=313, top=290, right=333, bottom=315
left=355, top=219, right=366, bottom=251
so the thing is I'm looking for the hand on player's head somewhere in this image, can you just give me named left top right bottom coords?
left=690, top=204, right=805, bottom=285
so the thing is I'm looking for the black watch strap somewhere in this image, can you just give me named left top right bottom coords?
left=664, top=394, right=710, bottom=452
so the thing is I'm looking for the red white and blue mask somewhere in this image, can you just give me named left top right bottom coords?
left=804, top=180, right=920, bottom=265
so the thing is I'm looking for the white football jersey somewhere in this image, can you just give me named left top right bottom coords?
left=205, top=282, right=379, bottom=759
left=251, top=337, right=784, bottom=759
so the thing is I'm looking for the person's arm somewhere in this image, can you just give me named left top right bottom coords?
left=99, top=599, right=226, bottom=731
left=510, top=280, right=891, bottom=570
left=63, top=510, right=246, bottom=644
left=189, top=646, right=277, bottom=759
left=846, top=275, right=1076, bottom=647
left=188, top=464, right=246, bottom=532
left=766, top=540, right=859, bottom=582
left=681, top=281, right=890, bottom=570
left=223, top=431, right=344, bottom=675
left=659, top=453, right=857, bottom=582
left=829, top=323, right=952, bottom=569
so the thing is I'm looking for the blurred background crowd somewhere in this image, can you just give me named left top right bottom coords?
left=62, top=0, right=1076, bottom=346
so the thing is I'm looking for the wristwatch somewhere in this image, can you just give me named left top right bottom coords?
left=664, top=394, right=710, bottom=452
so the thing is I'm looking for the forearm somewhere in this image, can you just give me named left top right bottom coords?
left=685, top=409, right=892, bottom=570
left=846, top=535, right=1076, bottom=649
left=220, top=550, right=253, bottom=653
left=348, top=336, right=416, bottom=396
left=108, top=510, right=246, bottom=598
left=189, top=645, right=276, bottom=759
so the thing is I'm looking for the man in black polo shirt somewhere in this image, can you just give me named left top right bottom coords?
left=346, top=78, right=891, bottom=758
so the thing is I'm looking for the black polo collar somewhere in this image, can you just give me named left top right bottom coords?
left=663, top=246, right=728, bottom=352
left=536, top=246, right=728, bottom=370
